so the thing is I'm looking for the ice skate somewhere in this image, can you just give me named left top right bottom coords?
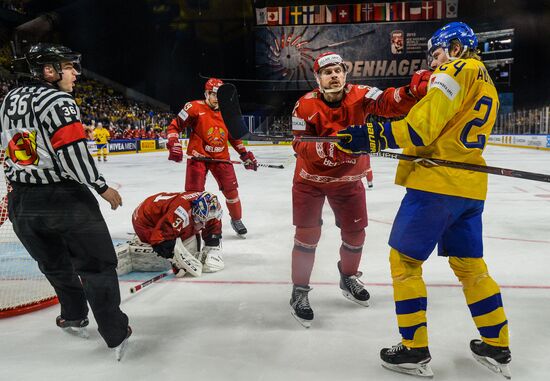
left=56, top=315, right=90, bottom=339
left=338, top=261, right=370, bottom=307
left=470, top=339, right=511, bottom=379
left=114, top=326, right=132, bottom=361
left=290, top=285, right=314, bottom=328
left=230, top=219, right=247, bottom=238
left=380, top=342, right=433, bottom=378
left=367, top=180, right=373, bottom=188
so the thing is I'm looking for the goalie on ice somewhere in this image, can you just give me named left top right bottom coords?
left=121, top=191, right=225, bottom=277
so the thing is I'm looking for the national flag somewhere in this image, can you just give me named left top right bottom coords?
left=326, top=5, right=338, bottom=23
left=373, top=3, right=386, bottom=21
left=409, top=2, right=423, bottom=20
left=352, top=4, right=363, bottom=22
left=289, top=6, right=303, bottom=25
left=267, top=7, right=280, bottom=25
left=435, top=1, right=445, bottom=19
left=364, top=3, right=374, bottom=21
left=389, top=2, right=406, bottom=21
left=256, top=8, right=267, bottom=25
left=337, top=5, right=351, bottom=23
left=446, top=0, right=458, bottom=18
left=280, top=6, right=291, bottom=24
left=302, top=6, right=315, bottom=24
left=313, top=5, right=326, bottom=24
left=422, top=1, right=435, bottom=20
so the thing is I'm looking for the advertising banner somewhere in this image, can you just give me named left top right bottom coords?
left=255, top=22, right=441, bottom=90
left=140, top=140, right=156, bottom=152
left=488, top=135, right=550, bottom=149
left=109, top=139, right=138, bottom=153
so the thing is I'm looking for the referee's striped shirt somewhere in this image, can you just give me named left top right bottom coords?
left=0, top=81, right=108, bottom=193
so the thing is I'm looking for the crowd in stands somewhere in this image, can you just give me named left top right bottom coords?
left=0, top=73, right=175, bottom=141
left=0, top=1, right=26, bottom=14
left=75, top=77, right=173, bottom=140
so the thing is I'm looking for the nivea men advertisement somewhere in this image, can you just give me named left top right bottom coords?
left=255, top=22, right=442, bottom=90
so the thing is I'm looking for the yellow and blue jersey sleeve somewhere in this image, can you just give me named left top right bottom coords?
left=389, top=58, right=499, bottom=200
left=93, top=129, right=110, bottom=145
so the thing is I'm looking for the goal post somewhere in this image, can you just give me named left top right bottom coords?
left=0, top=149, right=58, bottom=318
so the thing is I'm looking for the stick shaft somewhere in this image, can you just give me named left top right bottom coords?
left=186, top=155, right=284, bottom=169
left=129, top=272, right=169, bottom=294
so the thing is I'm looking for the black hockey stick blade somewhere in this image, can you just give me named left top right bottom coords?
left=218, top=83, right=249, bottom=139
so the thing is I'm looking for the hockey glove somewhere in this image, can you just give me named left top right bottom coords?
left=152, top=239, right=176, bottom=259
left=336, top=122, right=398, bottom=154
left=409, top=69, right=432, bottom=99
left=167, top=137, right=183, bottom=162
left=240, top=151, right=258, bottom=171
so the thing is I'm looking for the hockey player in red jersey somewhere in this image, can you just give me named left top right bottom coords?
left=166, top=78, right=258, bottom=237
left=289, top=52, right=431, bottom=327
left=132, top=191, right=224, bottom=276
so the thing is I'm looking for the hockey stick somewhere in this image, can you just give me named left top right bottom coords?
left=129, top=272, right=170, bottom=294
left=185, top=155, right=284, bottom=169
left=218, top=83, right=550, bottom=183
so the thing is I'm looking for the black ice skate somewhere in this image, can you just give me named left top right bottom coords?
left=470, top=339, right=511, bottom=379
left=56, top=315, right=89, bottom=339
left=230, top=219, right=247, bottom=238
left=114, top=326, right=133, bottom=361
left=290, top=285, right=314, bottom=328
left=380, top=342, right=433, bottom=378
left=338, top=261, right=370, bottom=307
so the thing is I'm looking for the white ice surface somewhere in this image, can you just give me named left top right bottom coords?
left=1, top=145, right=549, bottom=381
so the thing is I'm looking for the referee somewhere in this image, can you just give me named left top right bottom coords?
left=0, top=43, right=131, bottom=360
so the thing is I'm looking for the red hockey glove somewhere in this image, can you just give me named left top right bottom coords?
left=167, top=137, right=183, bottom=162
left=240, top=151, right=258, bottom=171
left=409, top=69, right=432, bottom=99
left=319, top=142, right=355, bottom=162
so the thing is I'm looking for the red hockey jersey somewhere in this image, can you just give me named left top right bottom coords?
left=292, top=84, right=416, bottom=186
left=132, top=191, right=221, bottom=245
left=167, top=100, right=246, bottom=159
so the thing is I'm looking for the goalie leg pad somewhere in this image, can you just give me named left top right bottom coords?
left=201, top=244, right=224, bottom=273
left=173, top=237, right=203, bottom=277
left=115, top=243, right=132, bottom=275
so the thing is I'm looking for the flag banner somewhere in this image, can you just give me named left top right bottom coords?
left=255, top=1, right=458, bottom=25
left=256, top=23, right=437, bottom=91
left=256, top=8, right=267, bottom=26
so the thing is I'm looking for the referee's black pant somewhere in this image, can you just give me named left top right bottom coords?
left=8, top=181, right=129, bottom=348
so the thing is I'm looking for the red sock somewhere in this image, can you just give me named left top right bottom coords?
left=339, top=229, right=365, bottom=276
left=292, top=246, right=315, bottom=286
left=223, top=189, right=242, bottom=220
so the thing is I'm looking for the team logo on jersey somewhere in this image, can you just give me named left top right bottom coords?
left=7, top=131, right=39, bottom=166
left=206, top=126, right=226, bottom=147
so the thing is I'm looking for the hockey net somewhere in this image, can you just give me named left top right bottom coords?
left=0, top=150, right=58, bottom=318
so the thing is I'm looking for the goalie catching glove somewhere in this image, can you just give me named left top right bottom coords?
left=240, top=151, right=258, bottom=171
left=336, top=121, right=400, bottom=154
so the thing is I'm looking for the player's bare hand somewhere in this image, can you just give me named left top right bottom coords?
left=100, top=187, right=123, bottom=210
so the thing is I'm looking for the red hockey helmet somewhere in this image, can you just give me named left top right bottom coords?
left=313, top=52, right=346, bottom=74
left=205, top=78, right=224, bottom=93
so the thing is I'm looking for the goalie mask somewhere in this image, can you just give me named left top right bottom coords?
left=313, top=52, right=348, bottom=94
left=191, top=191, right=223, bottom=224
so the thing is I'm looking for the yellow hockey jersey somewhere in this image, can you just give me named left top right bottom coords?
left=93, top=127, right=110, bottom=145
left=390, top=58, right=499, bottom=200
